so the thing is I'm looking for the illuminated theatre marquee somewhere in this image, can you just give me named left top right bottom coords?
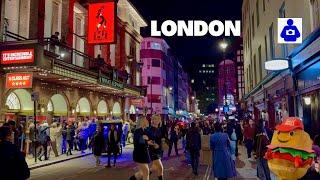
left=6, top=73, right=33, bottom=89
left=151, top=20, right=241, bottom=37
left=1, top=49, right=34, bottom=64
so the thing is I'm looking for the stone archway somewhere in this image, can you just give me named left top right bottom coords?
left=129, top=105, right=136, bottom=114
left=48, top=94, right=69, bottom=115
left=5, top=89, right=33, bottom=111
left=76, top=97, right=91, bottom=116
left=97, top=100, right=108, bottom=116
left=112, top=102, right=122, bottom=117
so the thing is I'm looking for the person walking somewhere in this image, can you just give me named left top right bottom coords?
left=49, top=122, right=59, bottom=157
left=210, top=123, right=236, bottom=180
left=0, top=126, right=30, bottom=180
left=38, top=122, right=50, bottom=161
left=78, top=122, right=89, bottom=153
left=168, top=125, right=179, bottom=157
left=130, top=117, right=151, bottom=180
left=230, top=129, right=237, bottom=161
left=254, top=119, right=271, bottom=180
left=91, top=125, right=105, bottom=167
left=122, top=122, right=130, bottom=147
left=66, top=125, right=75, bottom=156
left=243, top=119, right=256, bottom=160
left=147, top=115, right=165, bottom=180
left=186, top=122, right=201, bottom=176
left=106, top=124, right=120, bottom=167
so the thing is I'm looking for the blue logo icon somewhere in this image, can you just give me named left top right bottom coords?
left=280, top=19, right=300, bottom=42
left=278, top=18, right=302, bottom=44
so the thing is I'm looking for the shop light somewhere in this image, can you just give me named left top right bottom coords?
left=265, top=59, right=289, bottom=71
left=60, top=53, right=65, bottom=58
left=304, top=97, right=311, bottom=105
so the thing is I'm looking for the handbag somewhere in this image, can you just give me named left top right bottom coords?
left=161, top=138, right=169, bottom=150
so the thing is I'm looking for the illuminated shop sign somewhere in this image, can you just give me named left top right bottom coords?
left=88, top=2, right=116, bottom=44
left=99, top=76, right=124, bottom=90
left=1, top=49, right=34, bottom=64
left=151, top=20, right=241, bottom=37
left=6, top=73, right=33, bottom=89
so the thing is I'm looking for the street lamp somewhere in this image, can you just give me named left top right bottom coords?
left=219, top=40, right=229, bottom=121
left=219, top=41, right=228, bottom=50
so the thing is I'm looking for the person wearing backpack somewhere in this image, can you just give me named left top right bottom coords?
left=186, top=122, right=201, bottom=176
left=254, top=119, right=271, bottom=180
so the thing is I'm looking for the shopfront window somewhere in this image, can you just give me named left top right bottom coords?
left=5, top=92, right=20, bottom=110
left=297, top=60, right=320, bottom=91
left=311, top=0, right=320, bottom=30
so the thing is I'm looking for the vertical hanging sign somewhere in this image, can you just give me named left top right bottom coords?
left=88, top=1, right=116, bottom=44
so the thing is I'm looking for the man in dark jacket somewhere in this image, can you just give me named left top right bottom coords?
left=186, top=122, right=201, bottom=176
left=106, top=124, right=120, bottom=167
left=168, top=125, right=179, bottom=157
left=0, top=126, right=30, bottom=180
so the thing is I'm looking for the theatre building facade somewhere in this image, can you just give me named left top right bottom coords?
left=0, top=0, right=147, bottom=124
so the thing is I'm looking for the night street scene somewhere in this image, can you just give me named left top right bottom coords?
left=1, top=0, right=320, bottom=179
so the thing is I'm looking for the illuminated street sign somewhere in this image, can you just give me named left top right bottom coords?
left=265, top=59, right=289, bottom=71
left=6, top=73, right=33, bottom=89
left=88, top=2, right=116, bottom=44
left=1, top=49, right=34, bottom=64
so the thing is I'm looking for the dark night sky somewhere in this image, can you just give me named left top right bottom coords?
left=130, top=0, right=243, bottom=69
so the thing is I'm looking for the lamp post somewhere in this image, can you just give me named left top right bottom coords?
left=220, top=40, right=228, bottom=121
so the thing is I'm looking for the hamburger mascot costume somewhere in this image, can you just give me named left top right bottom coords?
left=265, top=117, right=315, bottom=180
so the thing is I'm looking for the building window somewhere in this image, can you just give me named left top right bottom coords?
left=256, top=0, right=260, bottom=26
left=5, top=93, right=20, bottom=110
left=253, top=54, right=257, bottom=85
left=148, top=77, right=161, bottom=85
left=263, top=0, right=266, bottom=11
left=150, top=42, right=161, bottom=50
left=258, top=46, right=262, bottom=81
left=311, top=0, right=320, bottom=30
left=147, top=95, right=161, bottom=103
left=152, top=59, right=161, bottom=67
left=264, top=35, right=268, bottom=61
left=251, top=14, right=255, bottom=37
left=269, top=23, right=275, bottom=59
left=279, top=1, right=288, bottom=57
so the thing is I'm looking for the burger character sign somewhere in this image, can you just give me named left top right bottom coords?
left=265, top=117, right=315, bottom=180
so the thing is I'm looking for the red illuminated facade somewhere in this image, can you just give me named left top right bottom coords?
left=0, top=0, right=147, bottom=123
left=218, top=59, right=237, bottom=106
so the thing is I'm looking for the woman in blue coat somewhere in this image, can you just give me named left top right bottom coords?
left=210, top=123, right=237, bottom=180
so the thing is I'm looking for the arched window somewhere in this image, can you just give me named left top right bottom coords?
left=47, top=100, right=53, bottom=112
left=6, top=93, right=21, bottom=110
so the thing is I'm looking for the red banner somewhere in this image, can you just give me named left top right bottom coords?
left=6, top=73, right=33, bottom=89
left=88, top=2, right=116, bottom=44
left=1, top=49, right=34, bottom=64
left=35, top=116, right=47, bottom=123
left=131, top=99, right=145, bottom=106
